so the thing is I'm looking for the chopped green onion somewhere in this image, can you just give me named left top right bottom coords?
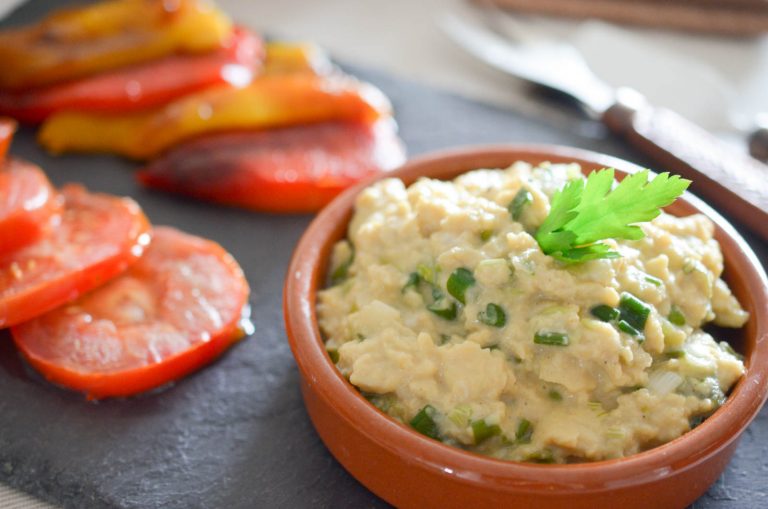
left=410, top=405, right=440, bottom=440
left=664, top=350, right=686, bottom=359
left=719, top=341, right=744, bottom=361
left=448, top=405, right=472, bottom=428
left=668, top=306, right=686, bottom=326
left=709, top=381, right=726, bottom=406
left=480, top=230, right=493, bottom=241
left=644, top=275, right=663, bottom=287
left=327, top=349, right=339, bottom=363
left=526, top=449, right=555, bottom=464
left=533, top=331, right=569, bottom=346
left=417, top=264, right=437, bottom=285
left=515, top=418, right=533, bottom=443
left=402, top=272, right=421, bottom=293
left=330, top=251, right=354, bottom=285
left=508, top=188, right=533, bottom=221
left=366, top=393, right=395, bottom=413
left=548, top=389, right=563, bottom=401
left=682, top=257, right=696, bottom=274
left=587, top=401, right=603, bottom=412
left=447, top=268, right=475, bottom=304
left=428, top=298, right=458, bottom=320
left=617, top=320, right=640, bottom=336
left=590, top=304, right=619, bottom=322
left=618, top=292, right=651, bottom=331
left=588, top=401, right=609, bottom=417
left=647, top=370, right=683, bottom=396
left=689, top=415, right=706, bottom=429
left=472, top=419, right=501, bottom=444
left=478, top=303, right=506, bottom=327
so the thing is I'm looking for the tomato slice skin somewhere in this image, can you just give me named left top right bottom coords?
left=0, top=28, right=263, bottom=124
left=0, top=184, right=150, bottom=328
left=0, top=117, right=16, bottom=161
left=11, top=226, right=250, bottom=399
left=0, top=159, right=61, bottom=254
left=137, top=120, right=406, bottom=213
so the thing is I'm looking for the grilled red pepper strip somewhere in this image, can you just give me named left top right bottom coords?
left=137, top=120, right=406, bottom=213
left=0, top=27, right=263, bottom=124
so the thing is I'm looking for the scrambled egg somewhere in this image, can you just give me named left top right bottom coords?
left=318, top=162, right=747, bottom=463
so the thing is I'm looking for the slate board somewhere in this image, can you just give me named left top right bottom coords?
left=1, top=2, right=767, bottom=508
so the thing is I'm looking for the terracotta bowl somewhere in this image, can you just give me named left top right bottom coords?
left=283, top=145, right=768, bottom=509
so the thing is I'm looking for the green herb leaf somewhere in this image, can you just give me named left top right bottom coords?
left=447, top=268, right=475, bottom=304
left=534, top=169, right=690, bottom=263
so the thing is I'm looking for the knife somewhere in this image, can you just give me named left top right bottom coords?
left=440, top=14, right=768, bottom=241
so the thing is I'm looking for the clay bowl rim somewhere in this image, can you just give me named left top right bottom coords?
left=284, top=143, right=768, bottom=493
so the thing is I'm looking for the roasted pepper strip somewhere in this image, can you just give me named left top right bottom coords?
left=0, top=117, right=16, bottom=162
left=0, top=27, right=262, bottom=124
left=39, top=74, right=393, bottom=160
left=0, top=0, right=231, bottom=91
left=137, top=119, right=406, bottom=213
left=263, top=42, right=332, bottom=76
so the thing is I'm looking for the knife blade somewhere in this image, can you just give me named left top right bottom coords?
left=441, top=14, right=768, bottom=241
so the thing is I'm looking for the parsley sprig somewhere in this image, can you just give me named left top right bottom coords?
left=534, top=168, right=690, bottom=263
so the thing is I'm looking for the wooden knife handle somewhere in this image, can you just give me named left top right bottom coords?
left=602, top=91, right=768, bottom=241
left=749, top=125, right=768, bottom=163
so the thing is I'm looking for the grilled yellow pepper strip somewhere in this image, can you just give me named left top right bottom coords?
left=262, top=42, right=332, bottom=76
left=38, top=74, right=392, bottom=160
left=0, top=0, right=231, bottom=90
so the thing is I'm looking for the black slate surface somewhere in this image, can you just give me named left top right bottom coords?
left=1, top=2, right=767, bottom=508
